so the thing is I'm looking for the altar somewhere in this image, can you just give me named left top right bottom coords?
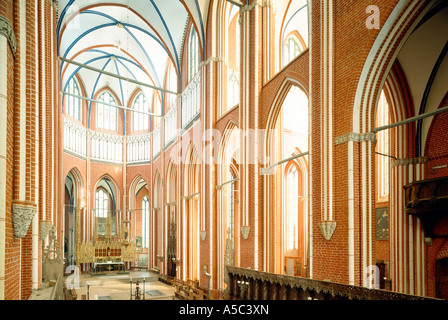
left=93, top=261, right=126, bottom=273
left=74, top=211, right=137, bottom=272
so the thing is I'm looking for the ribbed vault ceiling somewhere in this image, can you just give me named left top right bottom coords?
left=58, top=0, right=209, bottom=117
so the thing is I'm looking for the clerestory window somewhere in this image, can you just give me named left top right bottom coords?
left=96, top=91, right=118, bottom=131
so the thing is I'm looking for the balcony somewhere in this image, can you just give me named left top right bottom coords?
left=64, top=117, right=87, bottom=158
left=404, top=176, right=448, bottom=237
left=181, top=71, right=200, bottom=129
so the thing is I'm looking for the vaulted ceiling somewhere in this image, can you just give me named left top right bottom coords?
left=57, top=0, right=210, bottom=115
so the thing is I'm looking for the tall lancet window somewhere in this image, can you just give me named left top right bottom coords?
left=377, top=91, right=390, bottom=200
left=96, top=189, right=109, bottom=219
left=188, top=27, right=199, bottom=81
left=283, top=36, right=301, bottom=67
left=67, top=78, right=82, bottom=121
left=227, top=7, right=240, bottom=110
left=97, top=91, right=117, bottom=131
left=132, top=93, right=149, bottom=132
left=286, top=165, right=299, bottom=251
left=227, top=171, right=236, bottom=239
left=142, top=196, right=150, bottom=248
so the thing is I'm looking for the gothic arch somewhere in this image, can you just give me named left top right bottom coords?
left=350, top=0, right=440, bottom=294
left=262, top=80, right=309, bottom=275
left=64, top=167, right=84, bottom=207
left=93, top=174, right=120, bottom=210
left=183, top=143, right=201, bottom=281
left=352, top=0, right=436, bottom=133
left=128, top=174, right=149, bottom=210
left=216, top=120, right=240, bottom=289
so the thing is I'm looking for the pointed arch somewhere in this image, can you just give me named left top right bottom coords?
left=65, top=167, right=85, bottom=208
left=216, top=120, right=241, bottom=289
left=262, top=80, right=310, bottom=276
left=128, top=174, right=149, bottom=210
left=93, top=174, right=120, bottom=210
left=352, top=0, right=436, bottom=133
left=183, top=142, right=201, bottom=281
left=92, top=87, right=122, bottom=131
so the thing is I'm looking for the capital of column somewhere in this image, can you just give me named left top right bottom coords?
left=0, top=15, right=16, bottom=56
left=240, top=0, right=275, bottom=14
left=334, top=132, right=377, bottom=146
left=392, top=156, right=428, bottom=167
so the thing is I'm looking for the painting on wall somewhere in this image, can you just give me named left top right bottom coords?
left=136, top=236, right=143, bottom=253
left=376, top=207, right=389, bottom=240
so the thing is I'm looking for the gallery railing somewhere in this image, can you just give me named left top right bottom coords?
left=64, top=117, right=87, bottom=158
left=91, top=131, right=123, bottom=163
left=225, top=266, right=435, bottom=300
left=164, top=100, right=177, bottom=146
left=181, top=71, right=200, bottom=129
left=127, top=133, right=151, bottom=164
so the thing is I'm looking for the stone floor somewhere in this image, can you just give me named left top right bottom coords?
left=72, top=271, right=176, bottom=300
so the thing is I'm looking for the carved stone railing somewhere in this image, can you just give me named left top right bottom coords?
left=152, top=125, right=161, bottom=159
left=91, top=131, right=123, bottom=163
left=181, top=71, right=200, bottom=129
left=225, top=266, right=435, bottom=300
left=64, top=117, right=87, bottom=158
left=164, top=101, right=177, bottom=146
left=127, top=133, right=151, bottom=164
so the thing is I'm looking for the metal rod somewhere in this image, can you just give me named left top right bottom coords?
left=59, top=56, right=179, bottom=95
left=216, top=178, right=240, bottom=190
left=373, top=104, right=448, bottom=133
left=268, top=151, right=309, bottom=169
left=61, top=90, right=163, bottom=117
left=226, top=0, right=244, bottom=7
left=375, top=151, right=397, bottom=160
left=181, top=191, right=200, bottom=200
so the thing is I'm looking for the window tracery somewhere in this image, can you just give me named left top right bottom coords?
left=97, top=91, right=118, bottom=131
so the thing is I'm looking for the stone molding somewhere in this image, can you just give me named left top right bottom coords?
left=240, top=0, right=274, bottom=14
left=40, top=220, right=54, bottom=241
left=392, top=156, right=428, bottom=167
left=12, top=200, right=38, bottom=238
left=319, top=221, right=337, bottom=241
left=241, top=226, right=250, bottom=240
left=0, top=15, right=17, bottom=56
left=200, top=56, right=223, bottom=68
left=334, top=132, right=377, bottom=146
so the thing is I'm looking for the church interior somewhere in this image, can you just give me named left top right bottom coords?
left=0, top=0, right=447, bottom=301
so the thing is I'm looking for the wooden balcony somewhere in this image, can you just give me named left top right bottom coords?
left=225, top=266, right=434, bottom=300
left=404, top=176, right=448, bottom=237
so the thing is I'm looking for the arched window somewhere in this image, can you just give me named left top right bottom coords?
left=227, top=171, right=236, bottom=238
left=227, top=7, right=240, bottom=110
left=283, top=36, right=301, bottom=67
left=96, top=189, right=109, bottom=219
left=142, top=196, right=149, bottom=248
left=376, top=91, right=390, bottom=200
left=97, top=91, right=117, bottom=131
left=67, top=78, right=82, bottom=121
left=286, top=165, right=299, bottom=251
left=132, top=93, right=149, bottom=132
left=188, top=27, right=199, bottom=81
